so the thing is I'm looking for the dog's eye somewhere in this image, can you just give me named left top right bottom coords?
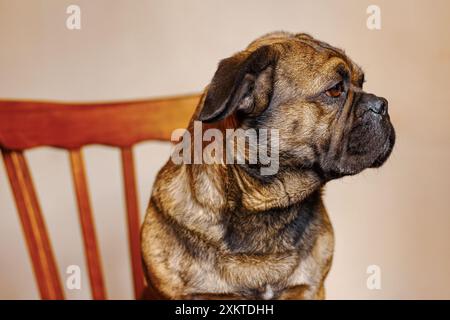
left=325, top=81, right=344, bottom=98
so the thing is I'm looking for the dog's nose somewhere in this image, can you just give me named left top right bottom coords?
left=369, top=97, right=388, bottom=115
left=360, top=93, right=388, bottom=116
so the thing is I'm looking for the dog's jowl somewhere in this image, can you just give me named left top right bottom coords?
left=141, top=31, right=395, bottom=300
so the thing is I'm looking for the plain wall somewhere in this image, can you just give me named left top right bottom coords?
left=0, top=0, right=449, bottom=299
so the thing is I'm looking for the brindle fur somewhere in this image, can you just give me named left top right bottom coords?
left=141, top=32, right=395, bottom=300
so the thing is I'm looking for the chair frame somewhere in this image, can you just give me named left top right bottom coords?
left=0, top=94, right=199, bottom=299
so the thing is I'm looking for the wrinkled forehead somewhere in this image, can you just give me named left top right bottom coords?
left=284, top=40, right=362, bottom=87
left=248, top=32, right=364, bottom=86
left=296, top=37, right=363, bottom=82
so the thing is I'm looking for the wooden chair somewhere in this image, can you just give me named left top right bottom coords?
left=0, top=94, right=200, bottom=299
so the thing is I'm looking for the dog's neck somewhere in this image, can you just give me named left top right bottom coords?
left=189, top=162, right=323, bottom=213
left=227, top=164, right=323, bottom=212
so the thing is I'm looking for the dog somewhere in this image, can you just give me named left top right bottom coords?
left=141, top=31, right=395, bottom=299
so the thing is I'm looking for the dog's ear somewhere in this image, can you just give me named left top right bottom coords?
left=198, top=45, right=279, bottom=123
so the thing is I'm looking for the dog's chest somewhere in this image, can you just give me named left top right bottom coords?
left=223, top=195, right=320, bottom=255
left=261, top=285, right=275, bottom=300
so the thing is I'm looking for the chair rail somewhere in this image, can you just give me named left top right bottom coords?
left=0, top=94, right=200, bottom=150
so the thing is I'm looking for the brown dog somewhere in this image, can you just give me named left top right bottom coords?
left=141, top=32, right=395, bottom=299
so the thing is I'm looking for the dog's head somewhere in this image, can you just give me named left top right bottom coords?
left=198, top=32, right=395, bottom=180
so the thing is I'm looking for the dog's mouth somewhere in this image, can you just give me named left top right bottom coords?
left=316, top=116, right=396, bottom=180
left=370, top=123, right=396, bottom=168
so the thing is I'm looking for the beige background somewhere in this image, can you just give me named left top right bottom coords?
left=0, top=0, right=449, bottom=299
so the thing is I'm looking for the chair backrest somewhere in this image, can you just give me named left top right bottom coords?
left=0, top=94, right=200, bottom=299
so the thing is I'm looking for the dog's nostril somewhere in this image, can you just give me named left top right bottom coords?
left=370, top=97, right=388, bottom=115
